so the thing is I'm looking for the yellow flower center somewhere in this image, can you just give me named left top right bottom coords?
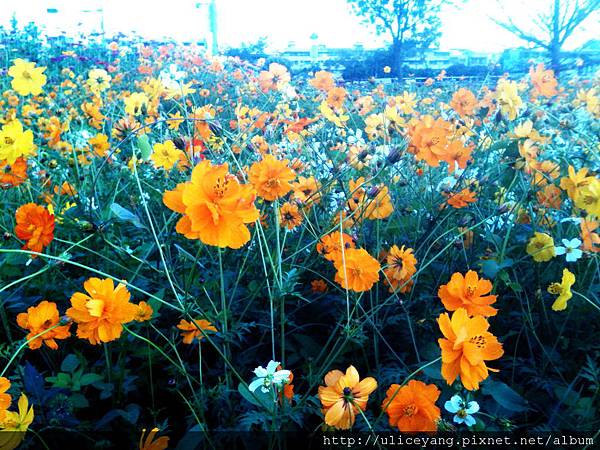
left=4, top=136, right=15, bottom=146
left=548, top=283, right=562, bottom=295
left=22, top=70, right=32, bottom=80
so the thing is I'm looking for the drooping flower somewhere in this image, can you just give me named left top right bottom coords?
left=14, top=203, right=55, bottom=254
left=177, top=318, right=217, bottom=344
left=151, top=140, right=183, bottom=170
left=66, top=278, right=138, bottom=345
left=291, top=176, right=321, bottom=206
left=438, top=270, right=497, bottom=317
left=8, top=58, right=47, bottom=96
left=248, top=154, right=296, bottom=201
left=163, top=160, right=259, bottom=249
left=317, top=365, right=377, bottom=430
left=139, top=427, right=169, bottom=450
left=333, top=248, right=381, bottom=292
left=437, top=308, right=504, bottom=390
left=548, top=268, right=575, bottom=311
left=0, top=394, right=34, bottom=450
left=495, top=79, right=523, bottom=121
left=0, top=120, right=36, bottom=165
left=554, top=238, right=583, bottom=262
left=447, top=189, right=477, bottom=208
left=16, top=301, right=71, bottom=350
left=526, top=232, right=555, bottom=262
left=381, top=380, right=441, bottom=432
left=248, top=360, right=291, bottom=393
left=529, top=63, right=558, bottom=97
left=383, top=245, right=417, bottom=293
left=444, top=394, right=479, bottom=426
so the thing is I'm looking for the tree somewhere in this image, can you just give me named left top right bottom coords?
left=347, top=0, right=447, bottom=77
left=494, top=0, right=600, bottom=73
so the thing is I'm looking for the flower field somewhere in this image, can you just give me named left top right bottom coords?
left=0, top=26, right=599, bottom=449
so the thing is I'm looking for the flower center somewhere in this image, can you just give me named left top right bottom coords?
left=466, top=284, right=477, bottom=297
left=469, top=334, right=487, bottom=349
left=403, top=404, right=417, bottom=417
left=22, top=70, right=32, bottom=80
left=213, top=177, right=230, bottom=198
left=4, top=137, right=15, bottom=146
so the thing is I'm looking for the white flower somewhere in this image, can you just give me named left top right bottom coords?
left=248, top=360, right=291, bottom=393
left=554, top=238, right=583, bottom=262
left=444, top=394, right=480, bottom=427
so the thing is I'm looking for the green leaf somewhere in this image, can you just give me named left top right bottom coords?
left=80, top=373, right=103, bottom=386
left=110, top=203, right=146, bottom=229
left=136, top=134, right=152, bottom=160
left=61, top=354, right=80, bottom=373
left=70, top=393, right=90, bottom=409
left=482, top=379, right=528, bottom=412
left=237, top=383, right=275, bottom=413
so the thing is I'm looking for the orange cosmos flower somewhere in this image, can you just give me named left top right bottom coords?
left=581, top=219, right=600, bottom=253
left=248, top=154, right=296, bottom=201
left=14, top=203, right=55, bottom=254
left=529, top=63, right=558, bottom=97
left=66, top=278, right=138, bottom=345
left=163, top=160, right=259, bottom=249
left=177, top=318, right=217, bottom=344
left=311, top=279, right=328, bottom=293
left=16, top=300, right=71, bottom=350
left=381, top=380, right=441, bottom=432
left=447, top=189, right=477, bottom=208
left=258, top=63, right=290, bottom=92
left=317, top=365, right=377, bottom=430
left=0, top=157, right=27, bottom=187
left=327, top=87, right=347, bottom=109
left=443, top=140, right=473, bottom=173
left=438, top=270, right=497, bottom=317
left=0, top=377, right=11, bottom=422
left=291, top=176, right=321, bottom=206
left=363, top=185, right=394, bottom=220
left=333, top=248, right=380, bottom=292
left=383, top=245, right=417, bottom=293
left=139, top=428, right=169, bottom=450
left=536, top=184, right=562, bottom=209
left=279, top=201, right=302, bottom=230
left=134, top=301, right=154, bottom=322
left=437, top=308, right=504, bottom=390
left=317, top=231, right=355, bottom=262
left=450, top=88, right=477, bottom=117
left=408, top=115, right=452, bottom=167
left=309, top=70, right=335, bottom=92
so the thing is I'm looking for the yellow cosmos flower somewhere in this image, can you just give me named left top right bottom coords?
left=86, top=68, right=111, bottom=95
left=151, top=140, right=183, bottom=170
left=526, top=232, right=555, bottom=262
left=0, top=120, right=36, bottom=165
left=548, top=268, right=575, bottom=311
left=0, top=394, right=34, bottom=450
left=124, top=92, right=149, bottom=116
left=574, top=178, right=600, bottom=217
left=8, top=59, right=47, bottom=96
left=495, top=79, right=522, bottom=121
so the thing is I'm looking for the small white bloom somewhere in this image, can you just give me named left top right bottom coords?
left=248, top=360, right=291, bottom=394
left=554, top=238, right=583, bottom=262
left=444, top=394, right=480, bottom=427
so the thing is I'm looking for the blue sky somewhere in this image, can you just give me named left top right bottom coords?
left=1, top=0, right=597, bottom=53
